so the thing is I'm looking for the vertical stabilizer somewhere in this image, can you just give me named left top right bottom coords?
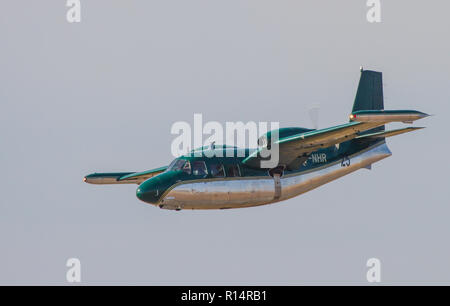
left=352, top=69, right=384, bottom=112
left=352, top=68, right=385, bottom=132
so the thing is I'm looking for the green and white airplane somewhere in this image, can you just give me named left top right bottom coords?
left=84, top=69, right=429, bottom=210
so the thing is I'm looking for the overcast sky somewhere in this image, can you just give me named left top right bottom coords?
left=1, top=0, right=449, bottom=285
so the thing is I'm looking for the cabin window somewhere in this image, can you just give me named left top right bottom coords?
left=226, top=164, right=241, bottom=177
left=192, top=161, right=208, bottom=177
left=210, top=163, right=225, bottom=177
left=182, top=161, right=191, bottom=174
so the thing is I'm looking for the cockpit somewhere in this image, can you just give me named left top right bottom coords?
left=166, top=158, right=241, bottom=178
left=167, top=159, right=191, bottom=174
left=167, top=159, right=208, bottom=177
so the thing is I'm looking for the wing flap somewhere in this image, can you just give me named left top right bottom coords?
left=84, top=166, right=167, bottom=185
left=356, top=127, right=424, bottom=139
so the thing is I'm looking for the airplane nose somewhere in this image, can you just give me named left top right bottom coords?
left=136, top=187, right=145, bottom=200
left=136, top=181, right=160, bottom=204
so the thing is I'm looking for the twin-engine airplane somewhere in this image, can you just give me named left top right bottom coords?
left=84, top=69, right=429, bottom=210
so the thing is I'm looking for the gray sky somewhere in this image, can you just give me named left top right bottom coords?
left=1, top=0, right=449, bottom=285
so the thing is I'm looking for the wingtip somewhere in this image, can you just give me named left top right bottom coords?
left=419, top=112, right=431, bottom=119
left=406, top=126, right=426, bottom=131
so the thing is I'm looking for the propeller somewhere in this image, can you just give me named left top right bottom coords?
left=308, top=104, right=320, bottom=130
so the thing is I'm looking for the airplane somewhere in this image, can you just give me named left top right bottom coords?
left=84, top=68, right=429, bottom=210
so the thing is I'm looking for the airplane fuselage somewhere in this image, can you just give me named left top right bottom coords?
left=136, top=139, right=391, bottom=210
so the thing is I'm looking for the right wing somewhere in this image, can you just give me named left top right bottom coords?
left=243, top=121, right=387, bottom=170
left=243, top=109, right=428, bottom=170
left=84, top=166, right=167, bottom=185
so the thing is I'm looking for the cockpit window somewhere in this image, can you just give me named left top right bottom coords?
left=167, top=159, right=191, bottom=174
left=167, top=159, right=186, bottom=171
left=210, top=163, right=225, bottom=177
left=192, top=161, right=208, bottom=177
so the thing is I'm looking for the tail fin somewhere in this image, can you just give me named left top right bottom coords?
left=352, top=69, right=384, bottom=112
left=352, top=68, right=385, bottom=132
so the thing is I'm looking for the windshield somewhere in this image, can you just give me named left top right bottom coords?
left=167, top=159, right=186, bottom=171
left=167, top=159, right=191, bottom=174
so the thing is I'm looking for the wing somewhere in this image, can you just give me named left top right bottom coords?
left=84, top=166, right=167, bottom=185
left=243, top=121, right=386, bottom=169
left=355, top=126, right=424, bottom=139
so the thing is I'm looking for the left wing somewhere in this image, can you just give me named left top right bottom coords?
left=84, top=166, right=167, bottom=185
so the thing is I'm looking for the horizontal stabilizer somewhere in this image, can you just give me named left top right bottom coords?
left=356, top=127, right=424, bottom=139
left=350, top=110, right=429, bottom=124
